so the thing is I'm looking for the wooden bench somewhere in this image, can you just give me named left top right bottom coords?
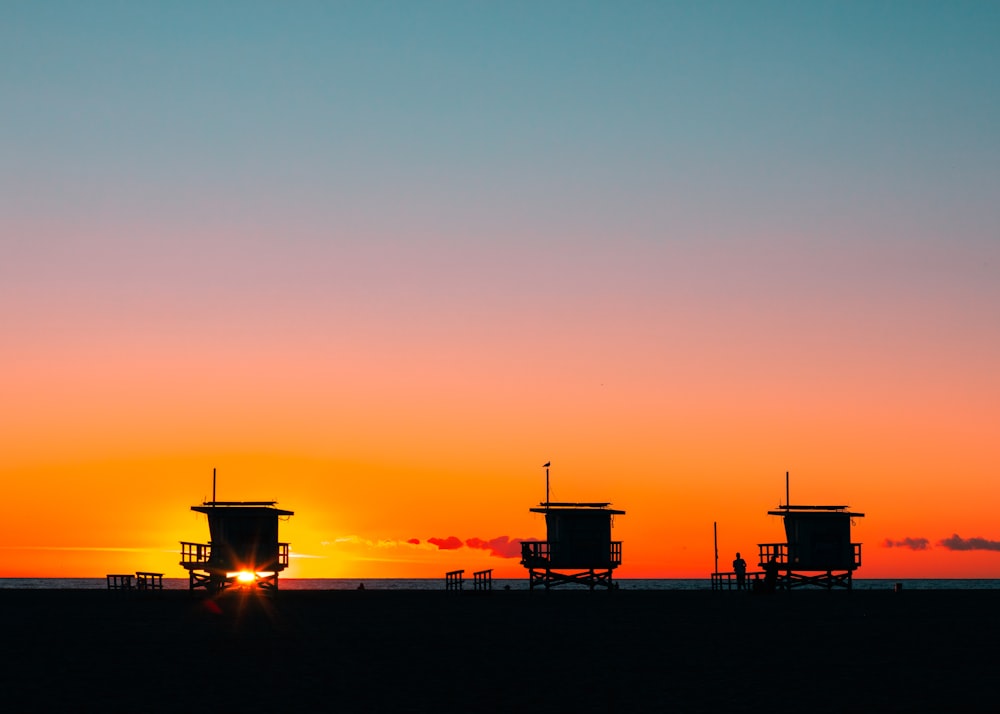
left=445, top=569, right=464, bottom=591
left=135, top=572, right=164, bottom=590
left=473, top=569, right=493, bottom=591
left=106, top=574, right=133, bottom=590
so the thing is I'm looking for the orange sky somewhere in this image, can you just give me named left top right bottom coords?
left=3, top=237, right=998, bottom=580
left=2, top=315, right=997, bottom=580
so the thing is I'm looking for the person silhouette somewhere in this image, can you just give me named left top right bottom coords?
left=732, top=552, right=748, bottom=590
left=763, top=555, right=779, bottom=593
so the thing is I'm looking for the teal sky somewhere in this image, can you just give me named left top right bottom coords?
left=5, top=1, right=998, bottom=242
left=4, top=3, right=996, bottom=361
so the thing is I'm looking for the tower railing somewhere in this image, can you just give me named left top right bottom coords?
left=520, top=541, right=623, bottom=567
left=180, top=541, right=211, bottom=565
left=756, top=542, right=863, bottom=569
left=757, top=543, right=787, bottom=566
left=180, top=542, right=290, bottom=568
left=520, top=541, right=550, bottom=565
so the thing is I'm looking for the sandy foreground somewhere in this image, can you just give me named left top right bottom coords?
left=0, top=587, right=996, bottom=712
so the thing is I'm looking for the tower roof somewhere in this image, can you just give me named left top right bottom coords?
left=768, top=504, right=864, bottom=518
left=191, top=500, right=294, bottom=516
left=530, top=501, right=625, bottom=515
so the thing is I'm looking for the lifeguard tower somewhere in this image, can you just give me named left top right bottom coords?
left=179, top=473, right=294, bottom=592
left=520, top=464, right=625, bottom=590
left=757, top=473, right=864, bottom=590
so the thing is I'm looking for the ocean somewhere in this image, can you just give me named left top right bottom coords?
left=1, top=577, right=998, bottom=590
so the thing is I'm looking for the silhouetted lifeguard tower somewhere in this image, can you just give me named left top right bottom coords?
left=757, top=473, right=864, bottom=589
left=179, top=471, right=294, bottom=592
left=520, top=464, right=625, bottom=590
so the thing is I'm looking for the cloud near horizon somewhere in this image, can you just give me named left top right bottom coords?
left=322, top=536, right=424, bottom=550
left=323, top=535, right=538, bottom=557
left=424, top=535, right=538, bottom=557
left=883, top=537, right=931, bottom=551
left=938, top=534, right=1000, bottom=552
left=466, top=536, right=535, bottom=558
left=427, top=536, right=463, bottom=550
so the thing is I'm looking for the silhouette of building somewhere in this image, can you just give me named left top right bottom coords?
left=521, top=501, right=625, bottom=590
left=757, top=503, right=864, bottom=589
left=180, top=500, right=294, bottom=592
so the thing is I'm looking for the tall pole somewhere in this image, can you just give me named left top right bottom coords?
left=545, top=464, right=550, bottom=506
left=785, top=470, right=789, bottom=507
left=713, top=521, right=719, bottom=574
left=212, top=467, right=217, bottom=505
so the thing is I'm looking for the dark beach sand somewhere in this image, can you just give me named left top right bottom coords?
left=1, top=588, right=996, bottom=712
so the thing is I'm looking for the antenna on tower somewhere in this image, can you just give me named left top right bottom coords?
left=543, top=461, right=551, bottom=508
left=212, top=467, right=217, bottom=505
left=785, top=470, right=790, bottom=507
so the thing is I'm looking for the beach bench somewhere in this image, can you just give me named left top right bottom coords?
left=106, top=574, right=133, bottom=590
left=445, top=569, right=464, bottom=591
left=135, top=572, right=164, bottom=590
left=473, top=569, right=493, bottom=592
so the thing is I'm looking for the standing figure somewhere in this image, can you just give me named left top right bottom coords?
left=763, top=555, right=780, bottom=593
left=732, top=552, right=748, bottom=590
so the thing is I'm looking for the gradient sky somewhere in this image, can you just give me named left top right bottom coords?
left=2, top=1, right=998, bottom=579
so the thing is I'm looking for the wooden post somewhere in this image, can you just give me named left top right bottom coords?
left=713, top=521, right=718, bottom=575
